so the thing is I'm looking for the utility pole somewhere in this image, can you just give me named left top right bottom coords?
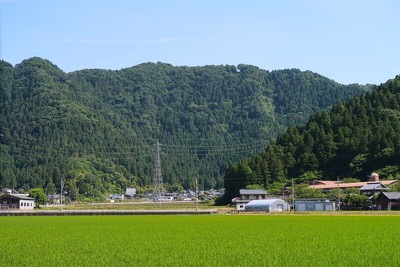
left=337, top=176, right=340, bottom=211
left=195, top=178, right=198, bottom=212
left=153, top=139, right=163, bottom=202
left=291, top=179, right=294, bottom=212
left=60, top=176, right=63, bottom=211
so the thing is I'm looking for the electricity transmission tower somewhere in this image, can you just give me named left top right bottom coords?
left=153, top=139, right=163, bottom=201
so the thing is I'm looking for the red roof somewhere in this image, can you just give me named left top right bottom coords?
left=309, top=180, right=397, bottom=190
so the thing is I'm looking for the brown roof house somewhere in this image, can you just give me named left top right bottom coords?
left=375, top=192, right=400, bottom=210
left=309, top=173, right=397, bottom=192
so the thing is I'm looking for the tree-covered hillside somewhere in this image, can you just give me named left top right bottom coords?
left=221, top=76, right=400, bottom=203
left=0, top=57, right=369, bottom=198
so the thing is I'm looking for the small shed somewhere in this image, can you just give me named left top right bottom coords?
left=0, top=194, right=35, bottom=210
left=375, top=192, right=400, bottom=210
left=295, top=199, right=335, bottom=211
left=245, top=199, right=289, bottom=212
left=125, top=188, right=137, bottom=199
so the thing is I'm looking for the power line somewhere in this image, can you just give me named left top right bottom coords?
left=5, top=139, right=269, bottom=157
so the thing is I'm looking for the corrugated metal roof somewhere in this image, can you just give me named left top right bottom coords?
left=0, top=194, right=35, bottom=201
left=360, top=183, right=388, bottom=191
left=239, top=189, right=267, bottom=195
left=381, top=192, right=400, bottom=200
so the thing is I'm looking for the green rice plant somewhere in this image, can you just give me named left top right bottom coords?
left=0, top=215, right=399, bottom=266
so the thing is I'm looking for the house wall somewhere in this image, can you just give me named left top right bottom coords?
left=19, top=200, right=35, bottom=210
left=376, top=198, right=400, bottom=210
left=0, top=197, right=19, bottom=209
left=236, top=203, right=246, bottom=211
left=295, top=200, right=335, bottom=211
left=376, top=198, right=388, bottom=210
left=390, top=202, right=400, bottom=210
left=240, top=194, right=266, bottom=200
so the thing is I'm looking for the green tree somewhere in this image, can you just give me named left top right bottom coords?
left=29, top=188, right=47, bottom=208
left=0, top=57, right=374, bottom=200
left=45, top=181, right=56, bottom=195
left=245, top=184, right=264, bottom=190
left=295, top=184, right=326, bottom=199
left=342, top=194, right=369, bottom=210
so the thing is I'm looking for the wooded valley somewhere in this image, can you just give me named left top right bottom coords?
left=0, top=57, right=371, bottom=199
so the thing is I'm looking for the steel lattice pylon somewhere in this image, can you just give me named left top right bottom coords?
left=153, top=139, right=163, bottom=201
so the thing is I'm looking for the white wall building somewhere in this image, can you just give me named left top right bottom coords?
left=0, top=194, right=35, bottom=210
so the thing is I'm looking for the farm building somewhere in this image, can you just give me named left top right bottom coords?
left=0, top=194, right=35, bottom=210
left=232, top=189, right=268, bottom=211
left=124, top=188, right=137, bottom=199
left=295, top=199, right=335, bottom=211
left=245, top=199, right=289, bottom=212
left=375, top=192, right=400, bottom=210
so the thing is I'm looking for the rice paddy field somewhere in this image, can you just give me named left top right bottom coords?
left=1, top=214, right=399, bottom=266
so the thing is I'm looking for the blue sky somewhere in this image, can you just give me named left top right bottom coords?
left=1, top=0, right=399, bottom=85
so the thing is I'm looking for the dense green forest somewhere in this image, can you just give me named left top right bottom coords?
left=221, top=76, right=400, bottom=204
left=0, top=57, right=369, bottom=199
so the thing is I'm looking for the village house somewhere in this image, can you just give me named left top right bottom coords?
left=359, top=182, right=390, bottom=197
left=232, top=189, right=267, bottom=211
left=47, top=194, right=61, bottom=205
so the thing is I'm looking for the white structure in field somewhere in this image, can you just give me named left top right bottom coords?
left=245, top=199, right=290, bottom=212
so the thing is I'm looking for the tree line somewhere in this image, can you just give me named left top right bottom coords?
left=0, top=57, right=369, bottom=200
left=220, top=76, right=400, bottom=204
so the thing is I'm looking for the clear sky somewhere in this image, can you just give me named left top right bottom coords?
left=1, top=0, right=399, bottom=85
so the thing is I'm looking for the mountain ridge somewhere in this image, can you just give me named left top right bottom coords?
left=221, top=75, right=400, bottom=203
left=0, top=57, right=370, bottom=199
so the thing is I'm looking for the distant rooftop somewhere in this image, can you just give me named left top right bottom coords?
left=360, top=183, right=389, bottom=191
left=380, top=192, right=400, bottom=200
left=0, top=194, right=34, bottom=201
left=310, top=180, right=397, bottom=190
left=239, top=189, right=267, bottom=195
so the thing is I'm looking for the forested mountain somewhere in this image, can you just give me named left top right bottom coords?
left=221, top=76, right=400, bottom=203
left=0, top=57, right=369, bottom=199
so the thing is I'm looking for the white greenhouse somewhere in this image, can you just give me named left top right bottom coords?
left=245, top=199, right=290, bottom=212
